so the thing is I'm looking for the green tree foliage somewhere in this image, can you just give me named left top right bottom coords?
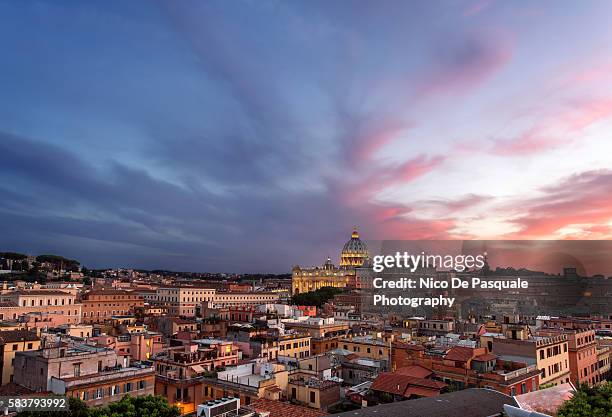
left=557, top=382, right=612, bottom=417
left=89, top=395, right=180, bottom=417
left=16, top=396, right=179, bottom=417
left=0, top=252, right=28, bottom=260
left=291, top=286, right=343, bottom=307
left=36, top=254, right=80, bottom=270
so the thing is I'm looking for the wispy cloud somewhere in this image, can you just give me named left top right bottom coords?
left=1, top=1, right=612, bottom=270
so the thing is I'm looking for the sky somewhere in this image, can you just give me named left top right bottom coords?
left=1, top=0, right=612, bottom=273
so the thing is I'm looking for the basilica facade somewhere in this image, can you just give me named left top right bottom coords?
left=292, top=229, right=370, bottom=295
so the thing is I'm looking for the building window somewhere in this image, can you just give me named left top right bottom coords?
left=310, top=391, right=316, bottom=403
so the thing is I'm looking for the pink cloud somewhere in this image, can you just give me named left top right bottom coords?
left=564, top=98, right=612, bottom=131
left=359, top=154, right=447, bottom=197
left=350, top=123, right=411, bottom=163
left=395, top=154, right=446, bottom=182
left=491, top=129, right=567, bottom=156
left=374, top=205, right=413, bottom=223
left=565, top=61, right=612, bottom=86
left=330, top=153, right=451, bottom=238
left=360, top=211, right=459, bottom=240
left=490, top=98, right=612, bottom=156
left=507, top=170, right=612, bottom=238
left=425, top=193, right=493, bottom=213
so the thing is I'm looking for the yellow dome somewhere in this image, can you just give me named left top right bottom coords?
left=340, top=228, right=369, bottom=267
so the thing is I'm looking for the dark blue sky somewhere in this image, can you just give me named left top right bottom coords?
left=2, top=1, right=612, bottom=272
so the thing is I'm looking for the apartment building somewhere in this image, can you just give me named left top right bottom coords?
left=0, top=329, right=41, bottom=384
left=210, top=292, right=281, bottom=307
left=81, top=290, right=144, bottom=324
left=157, top=287, right=215, bottom=317
left=201, top=361, right=289, bottom=411
left=418, top=318, right=455, bottom=337
left=55, top=324, right=94, bottom=339
left=339, top=335, right=391, bottom=368
left=278, top=334, right=311, bottom=359
left=202, top=305, right=262, bottom=323
left=13, top=342, right=154, bottom=407
left=0, top=290, right=81, bottom=326
left=595, top=343, right=611, bottom=384
left=538, top=328, right=598, bottom=386
left=153, top=340, right=241, bottom=415
left=89, top=332, right=164, bottom=362
left=288, top=374, right=340, bottom=411
left=283, top=317, right=349, bottom=338
left=310, top=335, right=341, bottom=356
left=487, top=332, right=570, bottom=386
left=56, top=365, right=155, bottom=407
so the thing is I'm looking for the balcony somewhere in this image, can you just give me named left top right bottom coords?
left=499, top=365, right=539, bottom=381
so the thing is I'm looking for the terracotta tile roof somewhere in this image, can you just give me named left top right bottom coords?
left=250, top=398, right=327, bottom=417
left=394, top=365, right=433, bottom=379
left=0, top=383, right=35, bottom=396
left=14, top=290, right=71, bottom=296
left=0, top=329, right=40, bottom=343
left=444, top=346, right=475, bottom=362
left=371, top=372, right=446, bottom=396
left=473, top=353, right=497, bottom=362
left=0, top=301, right=18, bottom=307
left=171, top=318, right=197, bottom=324
left=392, top=341, right=425, bottom=351
left=85, top=289, right=136, bottom=296
left=514, top=382, right=575, bottom=415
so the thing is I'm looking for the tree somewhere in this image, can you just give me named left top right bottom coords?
left=557, top=382, right=612, bottom=417
left=0, top=252, right=28, bottom=260
left=16, top=396, right=179, bottom=417
left=35, top=254, right=80, bottom=271
left=291, top=286, right=343, bottom=307
left=89, top=395, right=180, bottom=417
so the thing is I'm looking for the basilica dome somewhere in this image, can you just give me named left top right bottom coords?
left=340, top=229, right=369, bottom=267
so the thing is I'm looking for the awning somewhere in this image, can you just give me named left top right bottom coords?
left=191, top=365, right=206, bottom=374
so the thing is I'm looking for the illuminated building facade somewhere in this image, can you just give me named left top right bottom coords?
left=339, top=229, right=369, bottom=267
left=292, top=229, right=370, bottom=295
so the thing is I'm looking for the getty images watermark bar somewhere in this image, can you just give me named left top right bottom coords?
left=0, top=396, right=69, bottom=412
